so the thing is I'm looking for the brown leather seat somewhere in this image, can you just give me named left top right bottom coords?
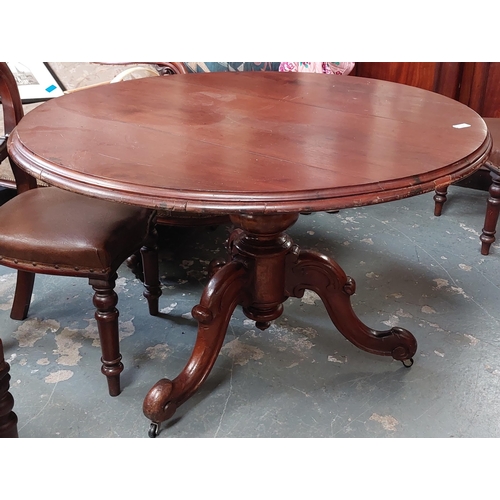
left=0, top=62, right=162, bottom=397
left=0, top=187, right=153, bottom=271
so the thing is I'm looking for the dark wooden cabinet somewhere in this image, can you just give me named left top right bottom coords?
left=354, top=62, right=464, bottom=101
left=458, top=63, right=500, bottom=118
left=354, top=62, right=500, bottom=117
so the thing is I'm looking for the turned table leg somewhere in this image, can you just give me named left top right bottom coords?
left=0, top=339, right=18, bottom=438
left=433, top=186, right=449, bottom=216
left=143, top=213, right=417, bottom=436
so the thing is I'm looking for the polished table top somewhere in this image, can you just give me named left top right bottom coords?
left=8, top=71, right=491, bottom=214
left=7, top=71, right=493, bottom=437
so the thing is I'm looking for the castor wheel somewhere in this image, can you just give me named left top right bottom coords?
left=402, top=358, right=414, bottom=368
left=148, top=422, right=160, bottom=438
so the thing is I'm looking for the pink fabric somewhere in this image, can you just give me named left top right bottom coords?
left=279, top=62, right=355, bottom=75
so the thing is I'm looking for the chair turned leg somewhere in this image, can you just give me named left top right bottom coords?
left=433, top=186, right=449, bottom=216
left=0, top=339, right=18, bottom=438
left=90, top=274, right=123, bottom=397
left=10, top=270, right=36, bottom=320
left=126, top=251, right=144, bottom=281
left=141, top=226, right=162, bottom=317
left=480, top=171, right=500, bottom=255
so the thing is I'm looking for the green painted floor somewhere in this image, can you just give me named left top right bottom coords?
left=1, top=184, right=499, bottom=438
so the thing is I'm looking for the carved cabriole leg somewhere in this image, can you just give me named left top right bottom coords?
left=143, top=260, right=250, bottom=429
left=141, top=224, right=162, bottom=316
left=0, top=339, right=18, bottom=438
left=143, top=213, right=299, bottom=434
left=285, top=249, right=417, bottom=361
left=433, top=185, right=449, bottom=216
left=10, top=270, right=36, bottom=320
left=480, top=170, right=500, bottom=255
left=90, top=273, right=123, bottom=397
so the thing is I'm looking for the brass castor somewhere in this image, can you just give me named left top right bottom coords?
left=148, top=422, right=160, bottom=438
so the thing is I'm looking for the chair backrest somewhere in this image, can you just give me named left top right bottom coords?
left=0, top=62, right=37, bottom=192
left=0, top=63, right=24, bottom=137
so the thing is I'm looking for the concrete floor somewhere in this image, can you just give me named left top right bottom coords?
left=1, top=183, right=499, bottom=438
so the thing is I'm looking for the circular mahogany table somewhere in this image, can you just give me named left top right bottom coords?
left=8, top=72, right=491, bottom=437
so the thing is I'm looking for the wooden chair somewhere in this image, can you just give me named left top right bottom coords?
left=0, top=62, right=162, bottom=397
left=479, top=118, right=500, bottom=254
left=0, top=338, right=17, bottom=438
left=433, top=117, right=500, bottom=255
